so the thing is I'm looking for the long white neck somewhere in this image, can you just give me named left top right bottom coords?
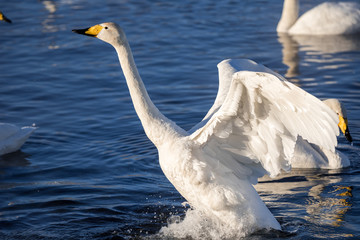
left=114, top=41, right=186, bottom=146
left=277, top=0, right=299, bottom=33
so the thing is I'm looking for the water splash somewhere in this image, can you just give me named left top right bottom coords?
left=156, top=208, right=262, bottom=239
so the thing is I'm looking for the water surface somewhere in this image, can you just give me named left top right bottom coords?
left=1, top=0, right=359, bottom=239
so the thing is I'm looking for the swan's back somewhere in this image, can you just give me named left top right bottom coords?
left=0, top=123, right=36, bottom=155
left=289, top=2, right=360, bottom=35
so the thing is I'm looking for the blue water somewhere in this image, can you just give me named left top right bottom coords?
left=1, top=0, right=359, bottom=239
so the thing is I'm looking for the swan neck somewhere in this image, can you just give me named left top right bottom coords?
left=277, top=0, right=299, bottom=33
left=114, top=41, right=185, bottom=146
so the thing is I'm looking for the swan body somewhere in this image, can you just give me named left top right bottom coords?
left=290, top=99, right=352, bottom=169
left=277, top=0, right=360, bottom=35
left=0, top=123, right=36, bottom=156
left=73, top=22, right=341, bottom=234
left=291, top=137, right=350, bottom=169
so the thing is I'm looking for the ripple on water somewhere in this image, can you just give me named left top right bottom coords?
left=1, top=0, right=360, bottom=239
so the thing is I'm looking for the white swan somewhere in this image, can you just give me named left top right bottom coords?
left=73, top=22, right=340, bottom=234
left=0, top=11, right=12, bottom=23
left=277, top=0, right=360, bottom=35
left=290, top=99, right=352, bottom=169
left=0, top=123, right=36, bottom=156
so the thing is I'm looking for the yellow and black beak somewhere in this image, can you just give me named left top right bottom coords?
left=72, top=24, right=103, bottom=37
left=0, top=12, right=12, bottom=23
left=338, top=116, right=352, bottom=142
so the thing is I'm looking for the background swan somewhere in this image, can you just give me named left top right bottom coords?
left=0, top=123, right=36, bottom=156
left=323, top=99, right=352, bottom=143
left=277, top=0, right=360, bottom=35
left=0, top=11, right=12, bottom=23
left=73, top=22, right=340, bottom=235
left=290, top=99, right=352, bottom=169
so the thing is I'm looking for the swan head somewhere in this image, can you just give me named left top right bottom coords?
left=323, top=99, right=352, bottom=142
left=72, top=22, right=127, bottom=46
left=0, top=11, right=12, bottom=23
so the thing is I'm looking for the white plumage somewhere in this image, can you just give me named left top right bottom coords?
left=290, top=99, right=352, bottom=169
left=0, top=123, right=36, bottom=156
left=73, top=22, right=342, bottom=233
left=290, top=137, right=350, bottom=169
left=277, top=0, right=360, bottom=35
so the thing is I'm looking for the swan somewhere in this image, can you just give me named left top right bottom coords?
left=0, top=123, right=36, bottom=156
left=290, top=99, right=352, bottom=169
left=73, top=22, right=340, bottom=234
left=0, top=11, right=12, bottom=23
left=323, top=99, right=352, bottom=143
left=277, top=0, right=360, bottom=35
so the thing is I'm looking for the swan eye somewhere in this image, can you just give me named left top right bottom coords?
left=105, top=27, right=108, bottom=29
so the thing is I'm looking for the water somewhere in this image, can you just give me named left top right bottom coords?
left=0, top=0, right=359, bottom=239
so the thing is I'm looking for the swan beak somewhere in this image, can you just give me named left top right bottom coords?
left=72, top=24, right=103, bottom=37
left=0, top=12, right=12, bottom=23
left=339, top=116, right=352, bottom=142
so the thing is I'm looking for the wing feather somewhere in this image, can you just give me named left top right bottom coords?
left=190, top=59, right=339, bottom=178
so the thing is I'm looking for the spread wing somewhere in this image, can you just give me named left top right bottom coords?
left=190, top=59, right=339, bottom=181
left=189, top=59, right=284, bottom=133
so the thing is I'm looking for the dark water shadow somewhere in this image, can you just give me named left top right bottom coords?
left=0, top=151, right=31, bottom=169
